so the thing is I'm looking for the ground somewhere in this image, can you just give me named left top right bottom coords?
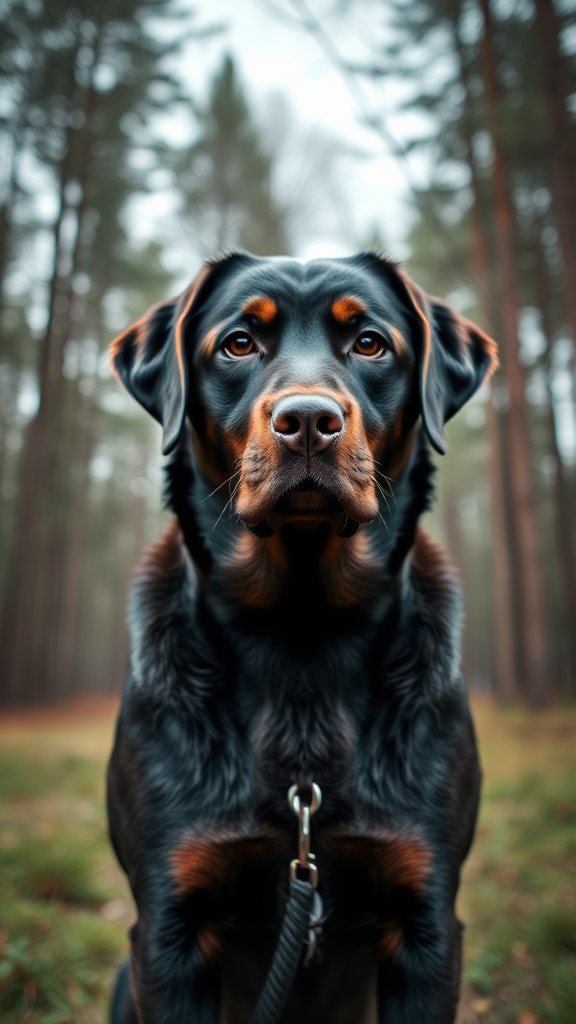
left=0, top=696, right=575, bottom=1024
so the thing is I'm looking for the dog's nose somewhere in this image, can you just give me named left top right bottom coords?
left=271, top=394, right=344, bottom=452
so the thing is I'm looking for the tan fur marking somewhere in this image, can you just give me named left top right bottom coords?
left=412, top=525, right=458, bottom=586
left=139, top=519, right=184, bottom=581
left=332, top=296, right=366, bottom=322
left=458, top=313, right=499, bottom=376
left=174, top=264, right=211, bottom=385
left=234, top=384, right=378, bottom=528
left=198, top=926, right=224, bottom=964
left=322, top=531, right=382, bottom=607
left=397, top=268, right=498, bottom=381
left=389, top=326, right=409, bottom=358
left=197, top=324, right=221, bottom=361
left=189, top=419, right=230, bottom=489
left=378, top=925, right=402, bottom=960
left=398, top=270, right=433, bottom=392
left=171, top=830, right=285, bottom=896
left=108, top=301, right=165, bottom=379
left=242, top=296, right=278, bottom=323
left=323, top=830, right=431, bottom=893
left=109, top=264, right=213, bottom=383
left=221, top=532, right=288, bottom=608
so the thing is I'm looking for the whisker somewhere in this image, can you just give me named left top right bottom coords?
left=212, top=481, right=240, bottom=532
left=373, top=468, right=397, bottom=508
left=373, top=477, right=391, bottom=514
left=373, top=469, right=393, bottom=492
left=372, top=460, right=396, bottom=482
left=201, top=470, right=241, bottom=503
left=227, top=482, right=241, bottom=521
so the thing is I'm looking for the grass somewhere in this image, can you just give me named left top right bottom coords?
left=0, top=710, right=130, bottom=1024
left=458, top=702, right=576, bottom=1024
left=0, top=699, right=575, bottom=1023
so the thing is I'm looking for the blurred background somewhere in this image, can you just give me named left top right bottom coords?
left=0, top=1, right=575, bottom=1022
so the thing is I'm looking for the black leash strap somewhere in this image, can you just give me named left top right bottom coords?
left=250, top=781, right=322, bottom=1024
left=250, top=877, right=315, bottom=1024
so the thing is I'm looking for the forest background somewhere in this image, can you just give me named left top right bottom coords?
left=0, top=0, right=576, bottom=706
left=1, top=3, right=576, bottom=1023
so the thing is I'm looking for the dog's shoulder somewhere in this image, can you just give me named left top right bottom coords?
left=392, top=525, right=464, bottom=693
left=127, top=519, right=215, bottom=699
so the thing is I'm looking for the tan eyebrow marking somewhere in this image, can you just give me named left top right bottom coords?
left=242, top=296, right=277, bottom=323
left=332, top=296, right=366, bottom=322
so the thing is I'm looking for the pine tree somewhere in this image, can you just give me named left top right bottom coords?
left=174, top=55, right=290, bottom=258
left=0, top=0, right=206, bottom=703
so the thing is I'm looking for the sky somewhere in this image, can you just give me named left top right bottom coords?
left=142, top=0, right=435, bottom=262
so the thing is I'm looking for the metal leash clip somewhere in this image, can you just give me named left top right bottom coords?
left=287, top=781, right=322, bottom=888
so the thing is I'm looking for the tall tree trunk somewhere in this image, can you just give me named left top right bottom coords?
left=478, top=0, right=553, bottom=707
left=533, top=223, right=576, bottom=695
left=454, top=19, right=521, bottom=702
left=30, top=197, right=93, bottom=702
left=54, top=392, right=96, bottom=696
left=28, top=32, right=101, bottom=702
left=470, top=199, right=520, bottom=703
left=0, top=36, right=82, bottom=705
left=471, top=203, right=520, bottom=703
left=0, top=171, right=71, bottom=704
left=533, top=0, right=576, bottom=361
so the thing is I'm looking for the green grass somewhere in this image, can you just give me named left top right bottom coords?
left=458, top=703, right=576, bottom=1023
left=0, top=700, right=575, bottom=1023
left=0, top=719, right=130, bottom=1024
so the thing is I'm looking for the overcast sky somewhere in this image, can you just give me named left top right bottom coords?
left=143, top=0, right=434, bottom=262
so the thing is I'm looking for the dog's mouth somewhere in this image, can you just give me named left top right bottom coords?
left=243, top=478, right=362, bottom=538
left=274, top=478, right=341, bottom=516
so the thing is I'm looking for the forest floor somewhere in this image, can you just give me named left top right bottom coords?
left=0, top=697, right=575, bottom=1024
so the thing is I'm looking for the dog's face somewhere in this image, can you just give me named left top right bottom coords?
left=111, top=253, right=496, bottom=539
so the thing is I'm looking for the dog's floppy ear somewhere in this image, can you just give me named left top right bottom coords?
left=395, top=269, right=498, bottom=454
left=109, top=264, right=212, bottom=455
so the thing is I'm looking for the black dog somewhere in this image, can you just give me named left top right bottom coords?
left=107, top=252, right=496, bottom=1024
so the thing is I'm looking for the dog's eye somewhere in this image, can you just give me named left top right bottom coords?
left=223, top=333, right=256, bottom=358
left=352, top=332, right=387, bottom=357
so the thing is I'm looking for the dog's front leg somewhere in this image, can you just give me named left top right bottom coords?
left=123, top=902, right=220, bottom=1024
left=377, top=905, right=463, bottom=1024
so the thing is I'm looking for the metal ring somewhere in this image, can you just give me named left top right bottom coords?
left=288, top=782, right=322, bottom=817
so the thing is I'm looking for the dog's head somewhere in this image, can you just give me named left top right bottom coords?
left=110, top=252, right=496, bottom=539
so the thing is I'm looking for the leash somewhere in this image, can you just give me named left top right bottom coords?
left=250, top=781, right=323, bottom=1024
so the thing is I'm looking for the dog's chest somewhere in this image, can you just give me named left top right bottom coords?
left=234, top=639, right=371, bottom=806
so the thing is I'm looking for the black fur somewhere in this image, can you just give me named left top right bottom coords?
left=107, top=253, right=494, bottom=1023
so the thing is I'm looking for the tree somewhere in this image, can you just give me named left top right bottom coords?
left=533, top=0, right=576, bottom=362
left=174, top=55, right=290, bottom=258
left=334, top=0, right=574, bottom=703
left=478, top=0, right=552, bottom=706
left=0, top=0, right=207, bottom=704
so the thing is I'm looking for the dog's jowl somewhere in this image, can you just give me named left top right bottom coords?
left=107, top=252, right=497, bottom=1024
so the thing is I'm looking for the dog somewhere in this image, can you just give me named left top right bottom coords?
left=107, top=251, right=496, bottom=1024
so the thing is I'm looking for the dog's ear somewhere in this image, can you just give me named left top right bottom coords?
left=109, top=264, right=212, bottom=455
left=396, top=269, right=498, bottom=454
